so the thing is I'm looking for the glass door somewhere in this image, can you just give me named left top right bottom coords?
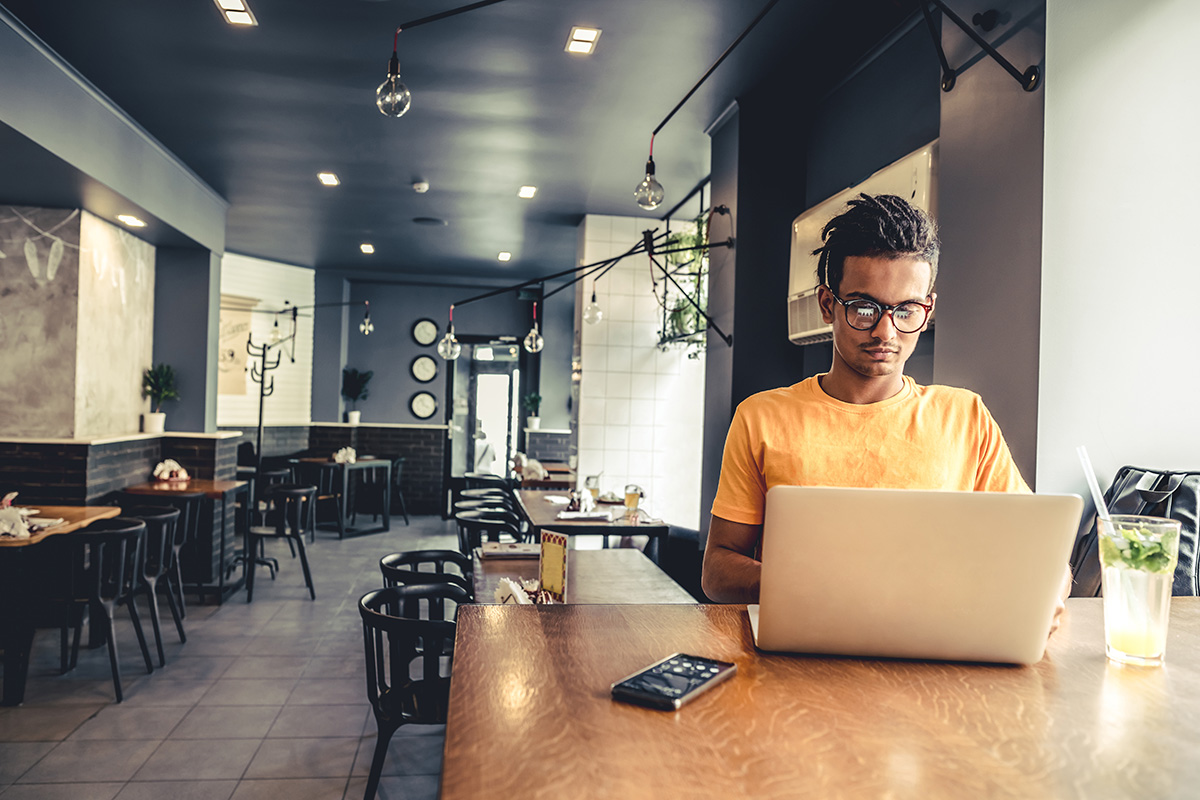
left=448, top=339, right=523, bottom=480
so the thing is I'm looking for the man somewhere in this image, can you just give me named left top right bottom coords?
left=702, top=193, right=1047, bottom=608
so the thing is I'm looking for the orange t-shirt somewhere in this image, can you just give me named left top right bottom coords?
left=711, top=375, right=1030, bottom=526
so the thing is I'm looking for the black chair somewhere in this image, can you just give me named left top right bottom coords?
left=292, top=461, right=345, bottom=539
left=454, top=509, right=526, bottom=555
left=125, top=505, right=183, bottom=665
left=465, top=471, right=512, bottom=490
left=359, top=584, right=469, bottom=800
left=379, top=550, right=474, bottom=601
left=245, top=483, right=317, bottom=602
left=391, top=456, right=410, bottom=525
left=65, top=517, right=154, bottom=702
left=120, top=489, right=205, bottom=622
left=458, top=487, right=515, bottom=508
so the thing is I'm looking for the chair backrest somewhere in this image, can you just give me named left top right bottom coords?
left=465, top=471, right=511, bottom=490
left=292, top=462, right=341, bottom=497
left=72, top=517, right=147, bottom=602
left=380, top=550, right=474, bottom=602
left=266, top=483, right=317, bottom=537
left=359, top=584, right=468, bottom=724
left=119, top=490, right=204, bottom=548
left=454, top=509, right=524, bottom=553
left=237, top=441, right=257, bottom=466
left=124, top=505, right=181, bottom=579
left=458, top=487, right=514, bottom=508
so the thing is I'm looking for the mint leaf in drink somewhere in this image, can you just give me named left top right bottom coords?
left=1100, top=522, right=1179, bottom=573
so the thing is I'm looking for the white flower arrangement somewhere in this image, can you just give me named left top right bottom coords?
left=0, top=506, right=30, bottom=539
left=333, top=447, right=357, bottom=464
left=153, top=459, right=190, bottom=482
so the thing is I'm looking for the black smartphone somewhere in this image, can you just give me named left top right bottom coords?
left=610, top=653, right=737, bottom=710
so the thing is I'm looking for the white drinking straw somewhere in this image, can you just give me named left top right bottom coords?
left=1076, top=445, right=1111, bottom=521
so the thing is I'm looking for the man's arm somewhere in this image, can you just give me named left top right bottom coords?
left=701, top=515, right=764, bottom=603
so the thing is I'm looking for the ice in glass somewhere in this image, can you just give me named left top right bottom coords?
left=1098, top=514, right=1181, bottom=666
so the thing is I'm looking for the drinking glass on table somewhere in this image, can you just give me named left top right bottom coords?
left=1098, top=514, right=1181, bottom=666
left=624, top=484, right=643, bottom=511
left=585, top=475, right=600, bottom=501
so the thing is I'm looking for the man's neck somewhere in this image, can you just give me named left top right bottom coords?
left=818, top=368, right=906, bottom=405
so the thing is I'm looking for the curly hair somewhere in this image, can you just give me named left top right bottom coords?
left=812, top=193, right=939, bottom=294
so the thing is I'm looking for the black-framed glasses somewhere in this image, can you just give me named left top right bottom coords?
left=829, top=293, right=933, bottom=334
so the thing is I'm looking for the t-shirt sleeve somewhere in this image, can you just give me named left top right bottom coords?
left=973, top=397, right=1031, bottom=493
left=711, top=402, right=769, bottom=525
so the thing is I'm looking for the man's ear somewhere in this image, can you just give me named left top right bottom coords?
left=922, top=292, right=937, bottom=331
left=818, top=285, right=837, bottom=325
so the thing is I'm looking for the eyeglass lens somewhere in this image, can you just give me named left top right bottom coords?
left=844, top=300, right=928, bottom=333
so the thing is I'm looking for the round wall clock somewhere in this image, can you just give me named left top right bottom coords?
left=411, top=355, right=438, bottom=383
left=410, top=391, right=438, bottom=419
left=412, top=318, right=439, bottom=346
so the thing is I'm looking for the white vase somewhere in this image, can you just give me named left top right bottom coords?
left=526, top=416, right=540, bottom=430
left=347, top=410, right=362, bottom=425
left=143, top=412, right=166, bottom=434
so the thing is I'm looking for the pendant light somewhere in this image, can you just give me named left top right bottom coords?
left=523, top=301, right=545, bottom=354
left=437, top=305, right=462, bottom=360
left=633, top=135, right=665, bottom=211
left=376, top=32, right=411, bottom=118
left=359, top=300, right=375, bottom=335
left=583, top=283, right=604, bottom=325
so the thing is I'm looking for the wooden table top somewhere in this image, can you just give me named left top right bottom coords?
left=515, top=490, right=665, bottom=532
left=473, top=548, right=696, bottom=605
left=442, top=597, right=1200, bottom=799
left=540, top=461, right=573, bottom=474
left=124, top=479, right=247, bottom=499
left=0, top=505, right=121, bottom=548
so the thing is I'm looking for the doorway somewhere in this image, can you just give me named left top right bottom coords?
left=448, top=340, right=524, bottom=481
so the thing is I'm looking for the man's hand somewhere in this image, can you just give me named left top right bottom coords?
left=701, top=516, right=764, bottom=603
left=1048, top=565, right=1073, bottom=637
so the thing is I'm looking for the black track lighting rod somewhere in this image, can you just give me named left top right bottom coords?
left=394, top=0, right=513, bottom=34
left=643, top=231, right=733, bottom=347
left=923, top=0, right=1041, bottom=92
left=650, top=0, right=783, bottom=138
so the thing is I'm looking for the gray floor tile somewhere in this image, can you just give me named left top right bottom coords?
left=133, top=739, right=258, bottom=781
left=224, top=655, right=310, bottom=679
left=286, top=678, right=364, bottom=706
left=0, top=704, right=105, bottom=742
left=267, top=705, right=370, bottom=739
left=230, top=778, right=349, bottom=800
left=344, top=774, right=439, bottom=800
left=114, top=779, right=238, bottom=800
left=68, top=705, right=190, bottom=741
left=171, top=705, right=282, bottom=739
left=0, top=782, right=124, bottom=800
left=158, top=656, right=237, bottom=681
left=0, top=741, right=57, bottom=783
left=19, top=739, right=161, bottom=783
left=201, top=678, right=297, bottom=706
left=243, top=738, right=359, bottom=779
left=241, top=635, right=325, bottom=658
left=301, top=657, right=361, bottom=679
left=350, top=733, right=443, bottom=777
left=117, top=678, right=216, bottom=707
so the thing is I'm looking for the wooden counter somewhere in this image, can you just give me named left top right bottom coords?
left=472, top=548, right=696, bottom=605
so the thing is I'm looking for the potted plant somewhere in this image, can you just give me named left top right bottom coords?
left=523, top=392, right=542, bottom=431
left=142, top=363, right=180, bottom=434
left=342, top=367, right=373, bottom=424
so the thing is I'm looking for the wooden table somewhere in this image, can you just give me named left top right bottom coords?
left=514, top=489, right=669, bottom=564
left=472, top=548, right=696, bottom=604
left=296, top=457, right=391, bottom=536
left=1, top=505, right=120, bottom=705
left=124, top=479, right=249, bottom=603
left=442, top=598, right=1200, bottom=799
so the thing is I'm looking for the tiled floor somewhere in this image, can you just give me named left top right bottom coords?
left=0, top=515, right=459, bottom=800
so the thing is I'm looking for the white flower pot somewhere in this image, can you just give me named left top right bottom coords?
left=526, top=416, right=540, bottom=430
left=347, top=410, right=362, bottom=425
left=143, top=412, right=166, bottom=434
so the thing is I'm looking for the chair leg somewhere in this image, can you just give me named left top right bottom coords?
left=171, top=551, right=188, bottom=619
left=126, top=598, right=155, bottom=675
left=59, top=625, right=70, bottom=674
left=246, top=535, right=257, bottom=602
left=396, top=491, right=410, bottom=526
left=162, top=576, right=187, bottom=643
left=294, top=536, right=316, bottom=600
left=99, top=607, right=124, bottom=703
left=363, top=722, right=399, bottom=800
left=144, top=581, right=167, bottom=668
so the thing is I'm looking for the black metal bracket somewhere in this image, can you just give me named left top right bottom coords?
left=643, top=230, right=734, bottom=348
left=922, top=1, right=1040, bottom=93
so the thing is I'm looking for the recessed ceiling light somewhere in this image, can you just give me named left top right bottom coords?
left=497, top=252, right=512, bottom=262
left=318, top=172, right=340, bottom=186
left=213, top=0, right=257, bottom=25
left=412, top=217, right=448, bottom=226
left=117, top=215, right=146, bottom=228
left=566, top=26, right=601, bottom=55
left=360, top=243, right=375, bottom=254
left=518, top=186, right=537, bottom=199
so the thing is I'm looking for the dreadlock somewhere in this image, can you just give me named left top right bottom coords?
left=812, top=193, right=939, bottom=294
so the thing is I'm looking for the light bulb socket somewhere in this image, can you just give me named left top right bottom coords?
left=387, top=50, right=399, bottom=78
left=644, top=157, right=656, bottom=176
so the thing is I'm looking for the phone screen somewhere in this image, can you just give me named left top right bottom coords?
left=611, top=653, right=736, bottom=710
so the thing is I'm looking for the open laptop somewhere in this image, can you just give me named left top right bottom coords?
left=748, top=486, right=1082, bottom=665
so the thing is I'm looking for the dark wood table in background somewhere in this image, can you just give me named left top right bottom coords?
left=514, top=489, right=669, bottom=563
left=123, top=479, right=249, bottom=604
left=1, top=505, right=121, bottom=705
left=442, top=598, right=1200, bottom=799
left=296, top=457, right=391, bottom=536
left=472, top=547, right=696, bottom=604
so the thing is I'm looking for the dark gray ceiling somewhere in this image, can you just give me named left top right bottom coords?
left=0, top=0, right=912, bottom=282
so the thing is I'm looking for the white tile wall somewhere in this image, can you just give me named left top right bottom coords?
left=575, top=214, right=706, bottom=530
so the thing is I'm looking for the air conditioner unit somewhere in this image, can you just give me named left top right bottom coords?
left=788, top=142, right=938, bottom=345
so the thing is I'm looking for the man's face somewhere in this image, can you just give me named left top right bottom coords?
left=818, top=255, right=935, bottom=382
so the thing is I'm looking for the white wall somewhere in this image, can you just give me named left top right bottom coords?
left=1039, top=0, right=1200, bottom=491
left=576, top=215, right=706, bottom=530
left=218, top=253, right=315, bottom=426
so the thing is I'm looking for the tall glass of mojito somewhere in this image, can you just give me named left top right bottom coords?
left=1098, top=514, right=1181, bottom=666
